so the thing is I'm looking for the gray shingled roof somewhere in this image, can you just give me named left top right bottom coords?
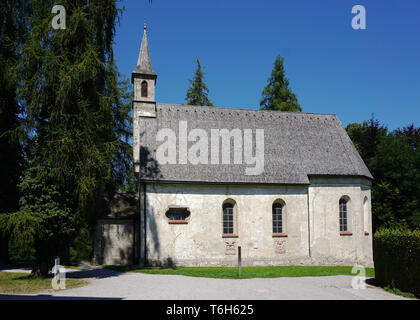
left=138, top=103, right=373, bottom=184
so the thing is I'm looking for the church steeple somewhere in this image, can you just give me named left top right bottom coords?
left=132, top=21, right=158, bottom=175
left=134, top=21, right=156, bottom=76
left=131, top=20, right=157, bottom=101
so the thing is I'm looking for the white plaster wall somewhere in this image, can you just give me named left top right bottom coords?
left=145, top=183, right=310, bottom=266
left=143, top=178, right=373, bottom=267
left=308, top=177, right=373, bottom=267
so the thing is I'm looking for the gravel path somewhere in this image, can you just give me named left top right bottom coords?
left=0, top=267, right=412, bottom=300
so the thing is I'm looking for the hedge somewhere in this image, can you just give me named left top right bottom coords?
left=373, top=228, right=420, bottom=297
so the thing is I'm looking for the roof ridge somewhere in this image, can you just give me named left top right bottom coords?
left=156, top=103, right=337, bottom=117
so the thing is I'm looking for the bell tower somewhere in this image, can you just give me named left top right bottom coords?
left=132, top=21, right=157, bottom=173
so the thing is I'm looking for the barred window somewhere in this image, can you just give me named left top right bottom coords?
left=339, top=198, right=348, bottom=232
left=223, top=203, right=234, bottom=235
left=272, top=203, right=283, bottom=234
left=141, top=81, right=148, bottom=98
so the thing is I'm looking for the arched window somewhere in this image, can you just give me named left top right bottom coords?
left=223, top=202, right=234, bottom=235
left=272, top=202, right=283, bottom=234
left=339, top=198, right=348, bottom=232
left=363, top=196, right=369, bottom=235
left=141, top=81, right=148, bottom=98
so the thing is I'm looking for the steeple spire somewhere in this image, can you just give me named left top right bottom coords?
left=135, top=20, right=156, bottom=75
left=131, top=21, right=158, bottom=175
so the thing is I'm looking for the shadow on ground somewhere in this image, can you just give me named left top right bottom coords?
left=0, top=294, right=121, bottom=300
left=64, top=266, right=124, bottom=280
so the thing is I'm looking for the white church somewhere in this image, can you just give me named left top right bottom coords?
left=128, top=24, right=374, bottom=268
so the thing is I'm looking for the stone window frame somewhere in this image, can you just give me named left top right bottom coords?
left=272, top=199, right=288, bottom=237
left=339, top=196, right=352, bottom=235
left=222, top=199, right=238, bottom=238
left=363, top=196, right=370, bottom=235
left=166, top=206, right=190, bottom=224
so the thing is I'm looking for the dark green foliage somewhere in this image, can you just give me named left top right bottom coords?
left=0, top=211, right=40, bottom=258
left=0, top=0, right=133, bottom=276
left=394, top=124, right=420, bottom=150
left=0, top=0, right=29, bottom=264
left=69, top=227, right=92, bottom=263
left=260, top=55, right=301, bottom=112
left=373, top=228, right=420, bottom=297
left=372, top=136, right=420, bottom=229
left=346, top=118, right=419, bottom=231
left=346, top=116, right=388, bottom=170
left=185, top=59, right=214, bottom=106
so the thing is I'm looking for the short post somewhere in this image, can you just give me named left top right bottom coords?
left=238, top=246, right=242, bottom=277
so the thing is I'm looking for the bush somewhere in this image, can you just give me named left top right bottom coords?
left=69, top=227, right=92, bottom=263
left=373, top=228, right=420, bottom=297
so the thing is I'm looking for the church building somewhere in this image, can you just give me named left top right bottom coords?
left=131, top=24, right=374, bottom=268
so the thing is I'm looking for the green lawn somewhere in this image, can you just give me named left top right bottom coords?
left=106, top=265, right=375, bottom=279
left=0, top=272, right=87, bottom=294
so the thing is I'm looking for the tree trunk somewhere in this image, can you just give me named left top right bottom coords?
left=31, top=261, right=50, bottom=278
left=32, top=239, right=53, bottom=278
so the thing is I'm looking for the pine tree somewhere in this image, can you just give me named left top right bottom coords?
left=185, top=59, right=214, bottom=106
left=0, top=0, right=132, bottom=276
left=260, top=55, right=301, bottom=112
left=0, top=0, right=29, bottom=264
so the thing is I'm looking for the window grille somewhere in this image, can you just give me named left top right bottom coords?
left=339, top=198, right=348, bottom=232
left=223, top=203, right=234, bottom=234
left=273, top=203, right=283, bottom=234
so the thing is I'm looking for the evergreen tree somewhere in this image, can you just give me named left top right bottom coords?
left=346, top=119, right=420, bottom=232
left=260, top=55, right=301, bottom=112
left=0, top=0, right=132, bottom=276
left=0, top=0, right=29, bottom=264
left=394, top=124, right=419, bottom=150
left=346, top=116, right=388, bottom=177
left=372, top=135, right=420, bottom=231
left=185, top=59, right=214, bottom=106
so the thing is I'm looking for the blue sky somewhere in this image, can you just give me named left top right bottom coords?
left=113, top=0, right=420, bottom=130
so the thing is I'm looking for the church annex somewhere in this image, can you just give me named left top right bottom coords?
left=128, top=25, right=374, bottom=268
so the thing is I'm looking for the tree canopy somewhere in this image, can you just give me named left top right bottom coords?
left=0, top=0, right=133, bottom=276
left=346, top=118, right=420, bottom=232
left=260, top=55, right=301, bottom=112
left=185, top=59, right=214, bottom=107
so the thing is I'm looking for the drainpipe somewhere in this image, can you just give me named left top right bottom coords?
left=307, top=185, right=312, bottom=259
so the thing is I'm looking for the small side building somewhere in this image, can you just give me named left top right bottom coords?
left=93, top=192, right=139, bottom=265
